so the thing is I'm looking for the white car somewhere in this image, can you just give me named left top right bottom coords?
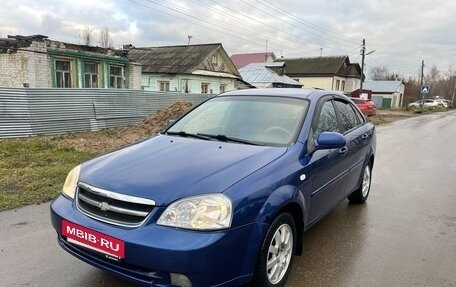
left=408, top=99, right=440, bottom=108
left=435, top=99, right=449, bottom=108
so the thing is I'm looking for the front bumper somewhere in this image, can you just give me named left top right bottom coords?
left=50, top=195, right=268, bottom=287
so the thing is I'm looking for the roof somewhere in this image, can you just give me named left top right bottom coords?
left=363, top=81, right=403, bottom=93
left=239, top=62, right=302, bottom=88
left=128, top=43, right=222, bottom=74
left=220, top=88, right=342, bottom=100
left=230, top=52, right=276, bottom=68
left=0, top=34, right=124, bottom=57
left=279, top=56, right=348, bottom=75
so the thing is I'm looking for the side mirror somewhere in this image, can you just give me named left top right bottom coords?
left=166, top=119, right=176, bottom=129
left=315, top=132, right=346, bottom=150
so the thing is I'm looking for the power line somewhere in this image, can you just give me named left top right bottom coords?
left=187, top=0, right=318, bottom=54
left=258, top=0, right=360, bottom=46
left=144, top=0, right=321, bottom=56
left=129, top=0, right=415, bottom=75
left=200, top=0, right=321, bottom=53
left=239, top=0, right=359, bottom=53
left=128, top=0, right=306, bottom=57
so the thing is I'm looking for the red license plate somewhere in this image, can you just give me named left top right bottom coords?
left=62, top=220, right=125, bottom=259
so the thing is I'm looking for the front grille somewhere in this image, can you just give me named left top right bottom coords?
left=76, top=182, right=155, bottom=227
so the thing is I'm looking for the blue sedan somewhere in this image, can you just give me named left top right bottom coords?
left=50, top=88, right=376, bottom=287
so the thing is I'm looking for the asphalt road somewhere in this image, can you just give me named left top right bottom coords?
left=1, top=111, right=455, bottom=287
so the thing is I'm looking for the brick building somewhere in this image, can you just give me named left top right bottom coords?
left=0, top=35, right=141, bottom=89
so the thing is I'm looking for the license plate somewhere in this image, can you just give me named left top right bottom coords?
left=62, top=220, right=125, bottom=259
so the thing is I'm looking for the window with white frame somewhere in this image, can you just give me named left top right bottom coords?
left=335, top=79, right=340, bottom=90
left=109, top=65, right=124, bottom=89
left=84, top=62, right=99, bottom=88
left=201, top=83, right=210, bottom=94
left=55, top=60, right=72, bottom=88
left=341, top=80, right=345, bottom=91
left=220, top=84, right=227, bottom=93
left=159, top=81, right=170, bottom=91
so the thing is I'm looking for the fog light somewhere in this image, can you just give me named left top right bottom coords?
left=170, top=273, right=192, bottom=287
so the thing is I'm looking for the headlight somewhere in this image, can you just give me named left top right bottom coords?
left=62, top=165, right=81, bottom=199
left=157, top=194, right=232, bottom=230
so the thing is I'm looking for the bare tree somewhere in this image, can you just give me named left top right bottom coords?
left=370, top=66, right=398, bottom=81
left=80, top=27, right=93, bottom=46
left=99, top=27, right=113, bottom=48
left=425, top=64, right=440, bottom=83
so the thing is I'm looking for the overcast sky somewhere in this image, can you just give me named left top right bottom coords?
left=1, top=0, right=455, bottom=79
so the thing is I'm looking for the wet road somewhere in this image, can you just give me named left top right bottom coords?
left=1, top=111, right=455, bottom=287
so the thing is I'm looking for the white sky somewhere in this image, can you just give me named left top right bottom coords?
left=1, top=0, right=455, bottom=79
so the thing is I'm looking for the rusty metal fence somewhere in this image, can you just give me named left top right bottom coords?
left=0, top=88, right=211, bottom=138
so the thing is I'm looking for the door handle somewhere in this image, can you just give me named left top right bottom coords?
left=339, top=146, right=348, bottom=154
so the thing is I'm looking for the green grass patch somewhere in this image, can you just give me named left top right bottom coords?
left=0, top=138, right=96, bottom=211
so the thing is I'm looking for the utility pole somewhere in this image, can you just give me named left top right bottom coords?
left=187, top=35, right=193, bottom=46
left=320, top=48, right=323, bottom=57
left=265, top=39, right=268, bottom=62
left=420, top=60, right=425, bottom=104
left=420, top=60, right=424, bottom=88
left=359, top=39, right=375, bottom=97
left=451, top=75, right=456, bottom=108
left=360, top=39, right=366, bottom=93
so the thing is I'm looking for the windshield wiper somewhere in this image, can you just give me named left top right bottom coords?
left=166, top=131, right=210, bottom=140
left=197, top=133, right=264, bottom=146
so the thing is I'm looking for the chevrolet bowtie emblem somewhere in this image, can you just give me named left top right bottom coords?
left=99, top=202, right=110, bottom=211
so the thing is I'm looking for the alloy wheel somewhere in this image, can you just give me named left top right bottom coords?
left=266, top=223, right=294, bottom=284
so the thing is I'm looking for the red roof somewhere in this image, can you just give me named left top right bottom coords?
left=230, top=52, right=276, bottom=68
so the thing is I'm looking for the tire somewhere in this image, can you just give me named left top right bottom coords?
left=251, top=213, right=296, bottom=287
left=348, top=163, right=372, bottom=204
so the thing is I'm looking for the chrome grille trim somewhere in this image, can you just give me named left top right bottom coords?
left=78, top=193, right=149, bottom=217
left=78, top=182, right=156, bottom=205
left=76, top=182, right=155, bottom=228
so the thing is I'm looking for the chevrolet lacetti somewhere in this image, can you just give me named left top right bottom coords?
left=50, top=88, right=376, bottom=287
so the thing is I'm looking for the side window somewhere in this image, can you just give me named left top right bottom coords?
left=334, top=100, right=360, bottom=132
left=314, top=100, right=339, bottom=137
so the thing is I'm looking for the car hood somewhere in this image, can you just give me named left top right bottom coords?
left=79, top=135, right=287, bottom=206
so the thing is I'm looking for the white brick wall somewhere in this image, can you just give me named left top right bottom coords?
left=129, top=63, right=142, bottom=89
left=0, top=50, right=29, bottom=88
left=0, top=41, right=51, bottom=88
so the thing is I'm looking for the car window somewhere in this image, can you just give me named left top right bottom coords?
left=334, top=100, right=360, bottom=133
left=314, top=100, right=339, bottom=137
left=180, top=100, right=229, bottom=132
left=168, top=96, right=309, bottom=146
left=354, top=106, right=365, bottom=123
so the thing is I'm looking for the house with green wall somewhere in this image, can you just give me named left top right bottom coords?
left=0, top=35, right=141, bottom=89
left=127, top=43, right=243, bottom=94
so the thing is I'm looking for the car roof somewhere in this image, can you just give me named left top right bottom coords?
left=218, top=88, right=344, bottom=101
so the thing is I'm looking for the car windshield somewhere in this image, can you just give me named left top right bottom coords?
left=167, top=96, right=309, bottom=146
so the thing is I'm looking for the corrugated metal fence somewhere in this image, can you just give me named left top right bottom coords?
left=0, top=88, right=211, bottom=139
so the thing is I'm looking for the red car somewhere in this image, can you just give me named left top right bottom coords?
left=350, top=97, right=377, bottom=117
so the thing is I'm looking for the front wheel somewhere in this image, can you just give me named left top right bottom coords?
left=252, top=213, right=296, bottom=287
left=348, top=163, right=372, bottom=204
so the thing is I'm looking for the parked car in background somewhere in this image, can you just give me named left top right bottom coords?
left=435, top=98, right=449, bottom=108
left=51, top=89, right=376, bottom=287
left=408, top=99, right=440, bottom=109
left=350, top=97, right=377, bottom=116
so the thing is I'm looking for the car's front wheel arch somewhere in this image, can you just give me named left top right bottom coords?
left=254, top=186, right=305, bottom=258
left=251, top=212, right=298, bottom=287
